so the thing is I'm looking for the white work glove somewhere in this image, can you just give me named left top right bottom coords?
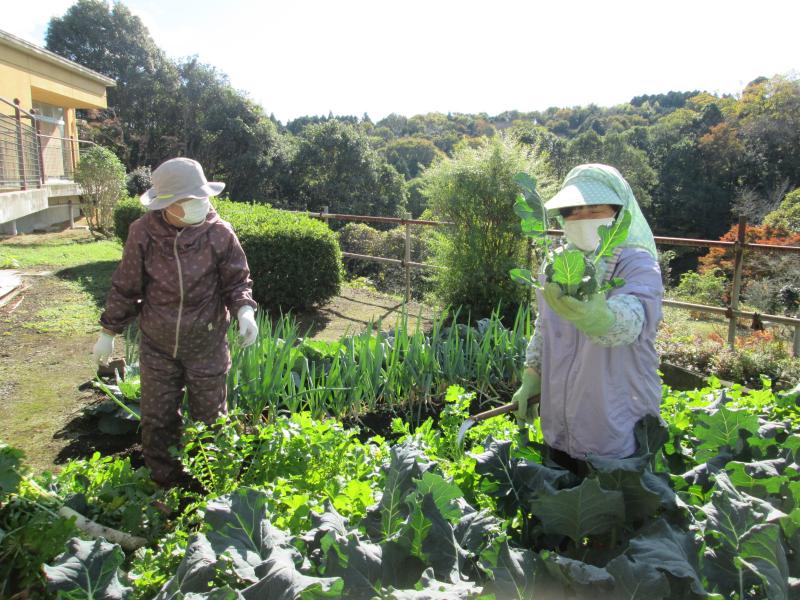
left=92, top=331, right=115, bottom=365
left=237, top=306, right=258, bottom=348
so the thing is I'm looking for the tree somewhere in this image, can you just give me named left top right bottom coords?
left=422, top=137, right=556, bottom=319
left=290, top=120, right=407, bottom=219
left=175, top=58, right=290, bottom=201
left=384, top=137, right=444, bottom=179
left=46, top=0, right=181, bottom=168
left=763, top=188, right=800, bottom=232
left=74, top=145, right=126, bottom=237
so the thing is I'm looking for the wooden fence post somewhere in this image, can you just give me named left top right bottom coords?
left=793, top=325, right=800, bottom=358
left=727, top=216, right=747, bottom=348
left=404, top=212, right=412, bottom=304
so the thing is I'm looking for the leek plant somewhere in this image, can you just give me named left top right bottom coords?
left=221, top=305, right=532, bottom=424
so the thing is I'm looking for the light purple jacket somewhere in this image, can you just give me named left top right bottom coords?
left=527, top=247, right=663, bottom=459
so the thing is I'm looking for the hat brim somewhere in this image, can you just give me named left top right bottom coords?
left=140, top=181, right=225, bottom=210
left=544, top=179, right=624, bottom=214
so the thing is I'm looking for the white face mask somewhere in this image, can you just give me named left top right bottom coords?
left=170, top=197, right=210, bottom=225
left=563, top=217, right=615, bottom=252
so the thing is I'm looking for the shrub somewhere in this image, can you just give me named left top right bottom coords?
left=763, top=187, right=800, bottom=232
left=74, top=145, right=126, bottom=237
left=672, top=269, right=728, bottom=306
left=113, top=197, right=146, bottom=242
left=337, top=222, right=434, bottom=298
left=125, top=166, right=152, bottom=197
left=338, top=223, right=382, bottom=280
left=216, top=200, right=342, bottom=311
left=422, top=136, right=555, bottom=319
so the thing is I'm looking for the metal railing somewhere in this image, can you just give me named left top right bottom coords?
left=291, top=208, right=800, bottom=356
left=0, top=96, right=93, bottom=192
left=0, top=99, right=41, bottom=191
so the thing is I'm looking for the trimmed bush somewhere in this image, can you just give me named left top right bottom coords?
left=216, top=200, right=342, bottom=311
left=113, top=197, right=146, bottom=242
left=112, top=199, right=343, bottom=310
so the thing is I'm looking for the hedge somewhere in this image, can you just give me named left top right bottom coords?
left=112, top=199, right=342, bottom=311
left=113, top=197, right=146, bottom=242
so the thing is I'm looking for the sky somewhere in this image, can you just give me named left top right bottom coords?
left=5, top=0, right=799, bottom=124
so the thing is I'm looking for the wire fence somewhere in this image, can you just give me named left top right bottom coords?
left=293, top=208, right=800, bottom=357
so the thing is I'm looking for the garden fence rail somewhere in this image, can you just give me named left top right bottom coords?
left=289, top=208, right=800, bottom=356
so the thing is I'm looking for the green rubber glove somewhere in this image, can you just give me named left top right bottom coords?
left=542, top=282, right=615, bottom=337
left=513, top=369, right=541, bottom=426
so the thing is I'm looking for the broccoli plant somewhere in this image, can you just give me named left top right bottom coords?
left=509, top=172, right=631, bottom=300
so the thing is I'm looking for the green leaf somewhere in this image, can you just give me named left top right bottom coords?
left=520, top=217, right=547, bottom=238
left=726, top=458, right=788, bottom=495
left=694, top=406, right=760, bottom=462
left=44, top=537, right=132, bottom=599
left=593, top=209, right=632, bottom=260
left=154, top=534, right=219, bottom=599
left=381, top=567, right=483, bottom=599
left=0, top=442, right=24, bottom=500
left=453, top=506, right=502, bottom=554
left=182, top=587, right=245, bottom=600
left=605, top=555, right=670, bottom=599
left=206, top=488, right=293, bottom=583
left=364, top=443, right=434, bottom=540
left=513, top=172, right=539, bottom=198
left=240, top=550, right=343, bottom=600
left=702, top=471, right=787, bottom=595
left=736, top=523, right=790, bottom=600
left=540, top=553, right=614, bottom=592
left=551, top=250, right=586, bottom=293
left=509, top=268, right=539, bottom=289
left=480, top=539, right=541, bottom=599
left=413, top=472, right=463, bottom=523
left=512, top=194, right=535, bottom=221
left=398, top=493, right=462, bottom=584
left=472, top=438, right=576, bottom=518
left=624, top=519, right=706, bottom=597
left=529, top=478, right=625, bottom=542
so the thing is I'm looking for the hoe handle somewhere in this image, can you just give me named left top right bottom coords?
left=471, top=395, right=540, bottom=423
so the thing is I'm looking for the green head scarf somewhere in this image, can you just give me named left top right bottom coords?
left=544, top=163, right=657, bottom=260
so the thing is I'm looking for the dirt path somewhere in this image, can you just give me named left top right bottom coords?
left=0, top=273, right=100, bottom=473
left=0, top=270, right=435, bottom=473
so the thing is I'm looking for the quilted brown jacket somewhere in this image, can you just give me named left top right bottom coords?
left=100, top=209, right=257, bottom=359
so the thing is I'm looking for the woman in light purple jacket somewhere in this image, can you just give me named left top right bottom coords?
left=512, top=164, right=663, bottom=474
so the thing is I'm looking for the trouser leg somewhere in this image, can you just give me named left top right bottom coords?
left=184, top=340, right=230, bottom=424
left=139, top=340, right=185, bottom=486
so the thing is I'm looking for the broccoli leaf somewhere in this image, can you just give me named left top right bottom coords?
left=551, top=250, right=586, bottom=295
left=509, top=268, right=540, bottom=289
left=593, top=209, right=632, bottom=261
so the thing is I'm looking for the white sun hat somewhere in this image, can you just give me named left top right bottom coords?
left=140, top=157, right=225, bottom=210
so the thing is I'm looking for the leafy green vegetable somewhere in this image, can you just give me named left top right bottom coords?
left=509, top=172, right=632, bottom=300
left=529, top=478, right=625, bottom=542
left=44, top=537, right=132, bottom=599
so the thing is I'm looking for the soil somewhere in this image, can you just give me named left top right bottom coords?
left=0, top=264, right=435, bottom=473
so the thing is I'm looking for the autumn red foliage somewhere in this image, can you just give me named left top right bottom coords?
left=699, top=224, right=800, bottom=279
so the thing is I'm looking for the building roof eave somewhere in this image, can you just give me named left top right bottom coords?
left=0, top=29, right=116, bottom=87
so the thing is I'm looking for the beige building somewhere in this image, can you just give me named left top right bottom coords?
left=0, top=29, right=115, bottom=234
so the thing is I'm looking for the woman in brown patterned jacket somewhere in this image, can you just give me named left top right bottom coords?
left=92, top=158, right=258, bottom=487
